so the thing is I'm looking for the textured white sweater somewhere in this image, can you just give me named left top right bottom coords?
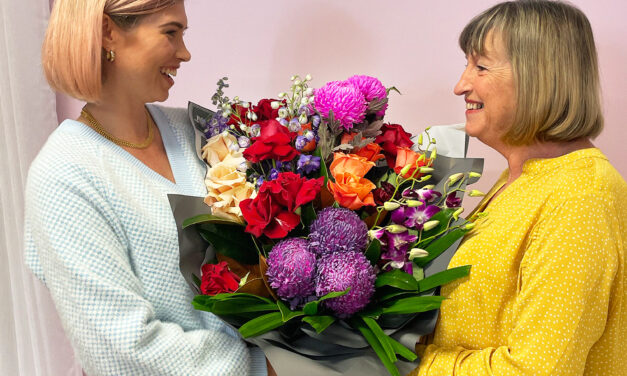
left=24, top=105, right=266, bottom=376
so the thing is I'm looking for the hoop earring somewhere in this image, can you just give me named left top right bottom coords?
left=106, top=50, right=116, bottom=62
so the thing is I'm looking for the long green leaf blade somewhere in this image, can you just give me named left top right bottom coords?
left=418, top=265, right=471, bottom=292
left=365, top=239, right=382, bottom=266
left=382, top=296, right=445, bottom=315
left=350, top=318, right=401, bottom=376
left=183, top=214, right=244, bottom=228
left=415, top=228, right=466, bottom=267
left=386, top=336, right=418, bottom=362
left=375, top=269, right=419, bottom=291
left=362, top=317, right=397, bottom=363
left=238, top=312, right=285, bottom=338
left=302, top=315, right=336, bottom=333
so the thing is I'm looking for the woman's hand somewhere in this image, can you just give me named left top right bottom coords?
left=266, top=358, right=277, bottom=376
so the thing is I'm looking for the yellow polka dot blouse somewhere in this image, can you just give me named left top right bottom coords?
left=412, top=148, right=627, bottom=376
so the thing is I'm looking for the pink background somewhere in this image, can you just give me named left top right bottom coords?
left=56, top=0, right=627, bottom=209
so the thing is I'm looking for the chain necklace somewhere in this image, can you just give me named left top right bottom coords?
left=80, top=106, right=154, bottom=149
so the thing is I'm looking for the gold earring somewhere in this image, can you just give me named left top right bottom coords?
left=106, top=50, right=116, bottom=62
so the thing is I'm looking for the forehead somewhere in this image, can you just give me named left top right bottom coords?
left=140, top=1, right=188, bottom=27
left=469, top=30, right=508, bottom=62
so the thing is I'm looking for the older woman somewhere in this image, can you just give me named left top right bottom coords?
left=411, top=1, right=627, bottom=375
left=24, top=1, right=273, bottom=375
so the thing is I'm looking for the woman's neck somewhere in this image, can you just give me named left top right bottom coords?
left=499, top=138, right=594, bottom=184
left=81, top=92, right=149, bottom=142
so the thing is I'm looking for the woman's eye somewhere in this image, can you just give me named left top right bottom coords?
left=477, top=65, right=487, bottom=71
left=166, top=30, right=177, bottom=36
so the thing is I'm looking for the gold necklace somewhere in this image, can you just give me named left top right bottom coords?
left=80, top=106, right=154, bottom=149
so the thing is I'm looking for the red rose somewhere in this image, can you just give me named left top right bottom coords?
left=253, top=99, right=282, bottom=121
left=375, top=123, right=414, bottom=167
left=240, top=173, right=323, bottom=239
left=243, top=119, right=299, bottom=163
left=200, top=261, right=241, bottom=295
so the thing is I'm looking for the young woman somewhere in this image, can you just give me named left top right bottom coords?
left=25, top=1, right=272, bottom=374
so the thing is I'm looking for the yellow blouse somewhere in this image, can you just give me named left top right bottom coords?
left=412, top=148, right=627, bottom=376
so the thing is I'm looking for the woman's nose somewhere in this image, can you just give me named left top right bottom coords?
left=454, top=69, right=472, bottom=96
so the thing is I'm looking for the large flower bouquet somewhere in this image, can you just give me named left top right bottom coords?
left=177, top=75, right=483, bottom=375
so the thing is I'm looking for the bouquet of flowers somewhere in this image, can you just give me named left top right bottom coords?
left=175, top=75, right=484, bottom=375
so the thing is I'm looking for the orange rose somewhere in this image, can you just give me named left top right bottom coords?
left=393, top=147, right=429, bottom=179
left=329, top=152, right=375, bottom=179
left=327, top=172, right=376, bottom=210
left=298, top=123, right=317, bottom=152
left=354, top=143, right=385, bottom=162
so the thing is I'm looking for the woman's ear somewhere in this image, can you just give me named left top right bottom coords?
left=102, top=14, right=116, bottom=51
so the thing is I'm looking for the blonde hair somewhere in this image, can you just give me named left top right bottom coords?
left=459, top=0, right=603, bottom=145
left=42, top=0, right=177, bottom=102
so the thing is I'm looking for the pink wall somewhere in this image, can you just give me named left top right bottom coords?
left=57, top=0, right=627, bottom=208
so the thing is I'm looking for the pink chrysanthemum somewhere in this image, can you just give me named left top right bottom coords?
left=347, top=75, right=388, bottom=117
left=314, top=80, right=367, bottom=130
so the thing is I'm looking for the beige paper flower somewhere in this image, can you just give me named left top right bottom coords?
left=203, top=155, right=255, bottom=223
left=201, top=131, right=242, bottom=167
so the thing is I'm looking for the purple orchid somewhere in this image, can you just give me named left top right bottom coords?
left=377, top=230, right=417, bottom=274
left=446, top=192, right=462, bottom=208
left=402, top=187, right=442, bottom=203
left=391, top=204, right=441, bottom=230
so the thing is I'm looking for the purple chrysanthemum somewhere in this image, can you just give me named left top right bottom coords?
left=347, top=75, right=388, bottom=117
left=266, top=238, right=317, bottom=308
left=315, top=250, right=376, bottom=317
left=314, top=80, right=367, bottom=130
left=308, top=207, right=368, bottom=255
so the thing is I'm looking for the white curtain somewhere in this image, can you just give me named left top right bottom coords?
left=0, top=0, right=83, bottom=374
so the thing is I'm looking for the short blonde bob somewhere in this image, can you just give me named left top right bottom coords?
left=459, top=0, right=603, bottom=145
left=42, top=0, right=178, bottom=103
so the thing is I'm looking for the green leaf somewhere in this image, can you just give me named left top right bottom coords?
left=302, top=315, right=336, bottom=333
left=303, top=288, right=350, bottom=315
left=197, top=223, right=259, bottom=264
left=365, top=239, right=382, bottom=266
left=415, top=228, right=466, bottom=267
left=301, top=203, right=317, bottom=229
left=276, top=300, right=304, bottom=322
left=191, top=293, right=279, bottom=315
left=375, top=269, right=419, bottom=291
left=183, top=214, right=244, bottom=228
left=209, top=300, right=279, bottom=315
left=382, top=296, right=445, bottom=315
left=314, top=147, right=330, bottom=185
left=418, top=265, right=471, bottom=292
left=386, top=86, right=402, bottom=96
left=350, top=318, right=401, bottom=376
left=191, top=273, right=201, bottom=288
left=362, top=316, right=397, bottom=362
left=375, top=289, right=420, bottom=303
left=238, top=312, right=285, bottom=338
left=386, top=336, right=418, bottom=362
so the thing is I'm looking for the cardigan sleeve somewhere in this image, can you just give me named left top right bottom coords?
left=24, top=160, right=267, bottom=376
left=412, top=193, right=620, bottom=376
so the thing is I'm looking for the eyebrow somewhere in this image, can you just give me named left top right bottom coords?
left=160, top=21, right=188, bottom=30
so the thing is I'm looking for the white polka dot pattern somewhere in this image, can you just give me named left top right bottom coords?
left=411, top=148, right=627, bottom=376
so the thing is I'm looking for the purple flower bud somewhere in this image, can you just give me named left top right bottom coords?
left=295, top=135, right=307, bottom=150
left=312, top=115, right=321, bottom=129
left=278, top=118, right=289, bottom=126
left=237, top=136, right=250, bottom=148
left=446, top=192, right=462, bottom=208
left=297, top=155, right=321, bottom=174
left=250, top=123, right=261, bottom=137
left=256, top=176, right=265, bottom=189
left=304, top=130, right=315, bottom=142
left=288, top=118, right=302, bottom=132
left=269, top=168, right=279, bottom=180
